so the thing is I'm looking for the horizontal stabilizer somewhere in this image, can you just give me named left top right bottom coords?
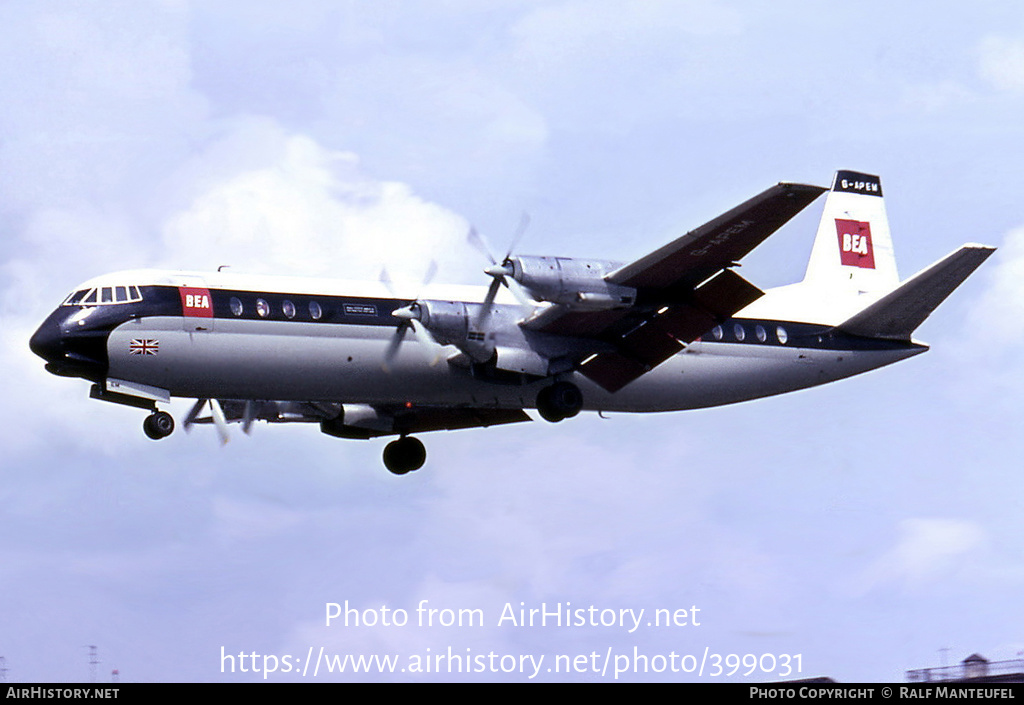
left=837, top=244, right=995, bottom=340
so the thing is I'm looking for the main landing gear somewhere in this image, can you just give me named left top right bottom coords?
left=143, top=410, right=175, bottom=440
left=536, top=381, right=583, bottom=423
left=382, top=436, right=426, bottom=475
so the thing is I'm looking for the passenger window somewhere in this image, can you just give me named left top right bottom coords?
left=712, top=325, right=723, bottom=341
left=776, top=326, right=788, bottom=345
left=309, top=301, right=322, bottom=320
left=256, top=299, right=270, bottom=318
left=733, top=323, right=745, bottom=342
left=282, top=300, right=296, bottom=319
left=756, top=325, right=767, bottom=343
left=230, top=297, right=243, bottom=316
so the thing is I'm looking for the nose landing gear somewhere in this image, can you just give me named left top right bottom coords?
left=143, top=410, right=175, bottom=440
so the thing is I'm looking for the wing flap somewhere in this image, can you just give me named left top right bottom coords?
left=580, top=269, right=764, bottom=392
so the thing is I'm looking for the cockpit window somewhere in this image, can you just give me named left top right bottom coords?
left=63, top=289, right=90, bottom=305
left=62, top=285, right=144, bottom=306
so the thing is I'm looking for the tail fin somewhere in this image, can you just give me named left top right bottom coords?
left=803, top=170, right=900, bottom=295
left=837, top=244, right=995, bottom=340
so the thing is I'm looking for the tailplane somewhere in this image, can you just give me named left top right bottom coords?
left=837, top=244, right=995, bottom=340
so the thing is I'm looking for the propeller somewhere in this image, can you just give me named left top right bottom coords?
left=467, top=214, right=535, bottom=328
left=183, top=398, right=231, bottom=445
left=241, top=400, right=257, bottom=435
left=380, top=263, right=442, bottom=371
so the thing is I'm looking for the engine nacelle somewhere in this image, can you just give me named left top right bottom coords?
left=508, top=256, right=635, bottom=309
left=413, top=300, right=469, bottom=346
left=413, top=299, right=493, bottom=362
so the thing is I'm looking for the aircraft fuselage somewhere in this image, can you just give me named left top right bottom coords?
left=31, top=272, right=926, bottom=414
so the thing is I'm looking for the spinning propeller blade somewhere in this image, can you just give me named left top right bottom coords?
left=380, top=263, right=441, bottom=370
left=182, top=397, right=230, bottom=444
left=209, top=399, right=230, bottom=445
left=242, top=400, right=256, bottom=435
left=469, top=215, right=536, bottom=328
left=184, top=398, right=205, bottom=432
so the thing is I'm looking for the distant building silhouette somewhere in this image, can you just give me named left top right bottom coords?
left=907, top=653, right=1024, bottom=683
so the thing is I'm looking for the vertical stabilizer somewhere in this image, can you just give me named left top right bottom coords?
left=803, top=170, right=900, bottom=295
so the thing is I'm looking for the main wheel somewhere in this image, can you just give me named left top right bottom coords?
left=382, top=436, right=426, bottom=475
left=143, top=411, right=175, bottom=440
left=536, top=381, right=583, bottom=423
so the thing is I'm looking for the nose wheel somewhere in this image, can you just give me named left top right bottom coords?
left=143, top=411, right=175, bottom=440
left=382, top=436, right=426, bottom=475
left=536, top=381, right=583, bottom=423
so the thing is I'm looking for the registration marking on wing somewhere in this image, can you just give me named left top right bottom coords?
left=689, top=219, right=754, bottom=257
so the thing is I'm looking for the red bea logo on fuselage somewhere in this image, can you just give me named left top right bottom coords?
left=835, top=219, right=875, bottom=269
left=178, top=287, right=214, bottom=318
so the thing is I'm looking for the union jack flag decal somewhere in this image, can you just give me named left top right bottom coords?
left=129, top=339, right=159, bottom=355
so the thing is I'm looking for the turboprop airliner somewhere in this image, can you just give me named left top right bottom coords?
left=29, top=171, right=994, bottom=474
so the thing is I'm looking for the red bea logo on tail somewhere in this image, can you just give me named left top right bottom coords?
left=835, top=219, right=875, bottom=269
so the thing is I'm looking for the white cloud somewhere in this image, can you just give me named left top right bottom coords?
left=854, top=518, right=987, bottom=594
left=979, top=36, right=1024, bottom=92
left=160, top=120, right=478, bottom=284
left=512, top=0, right=742, bottom=59
left=970, top=226, right=1024, bottom=346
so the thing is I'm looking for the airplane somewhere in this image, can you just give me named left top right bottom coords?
left=29, top=170, right=995, bottom=475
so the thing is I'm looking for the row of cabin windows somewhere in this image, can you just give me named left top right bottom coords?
left=62, top=285, right=143, bottom=306
left=229, top=296, right=323, bottom=321
left=710, top=324, right=789, bottom=345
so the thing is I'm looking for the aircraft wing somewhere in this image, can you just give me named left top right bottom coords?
left=528, top=182, right=826, bottom=392
left=605, top=182, right=827, bottom=290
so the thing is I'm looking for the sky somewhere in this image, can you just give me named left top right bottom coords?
left=2, top=0, right=1024, bottom=683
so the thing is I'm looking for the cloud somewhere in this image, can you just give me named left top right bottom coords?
left=854, top=518, right=987, bottom=594
left=160, top=119, right=478, bottom=284
left=968, top=226, right=1024, bottom=346
left=0, top=1, right=204, bottom=212
left=979, top=36, right=1024, bottom=92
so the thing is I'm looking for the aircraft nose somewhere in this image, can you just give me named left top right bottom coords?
left=29, top=318, right=63, bottom=363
